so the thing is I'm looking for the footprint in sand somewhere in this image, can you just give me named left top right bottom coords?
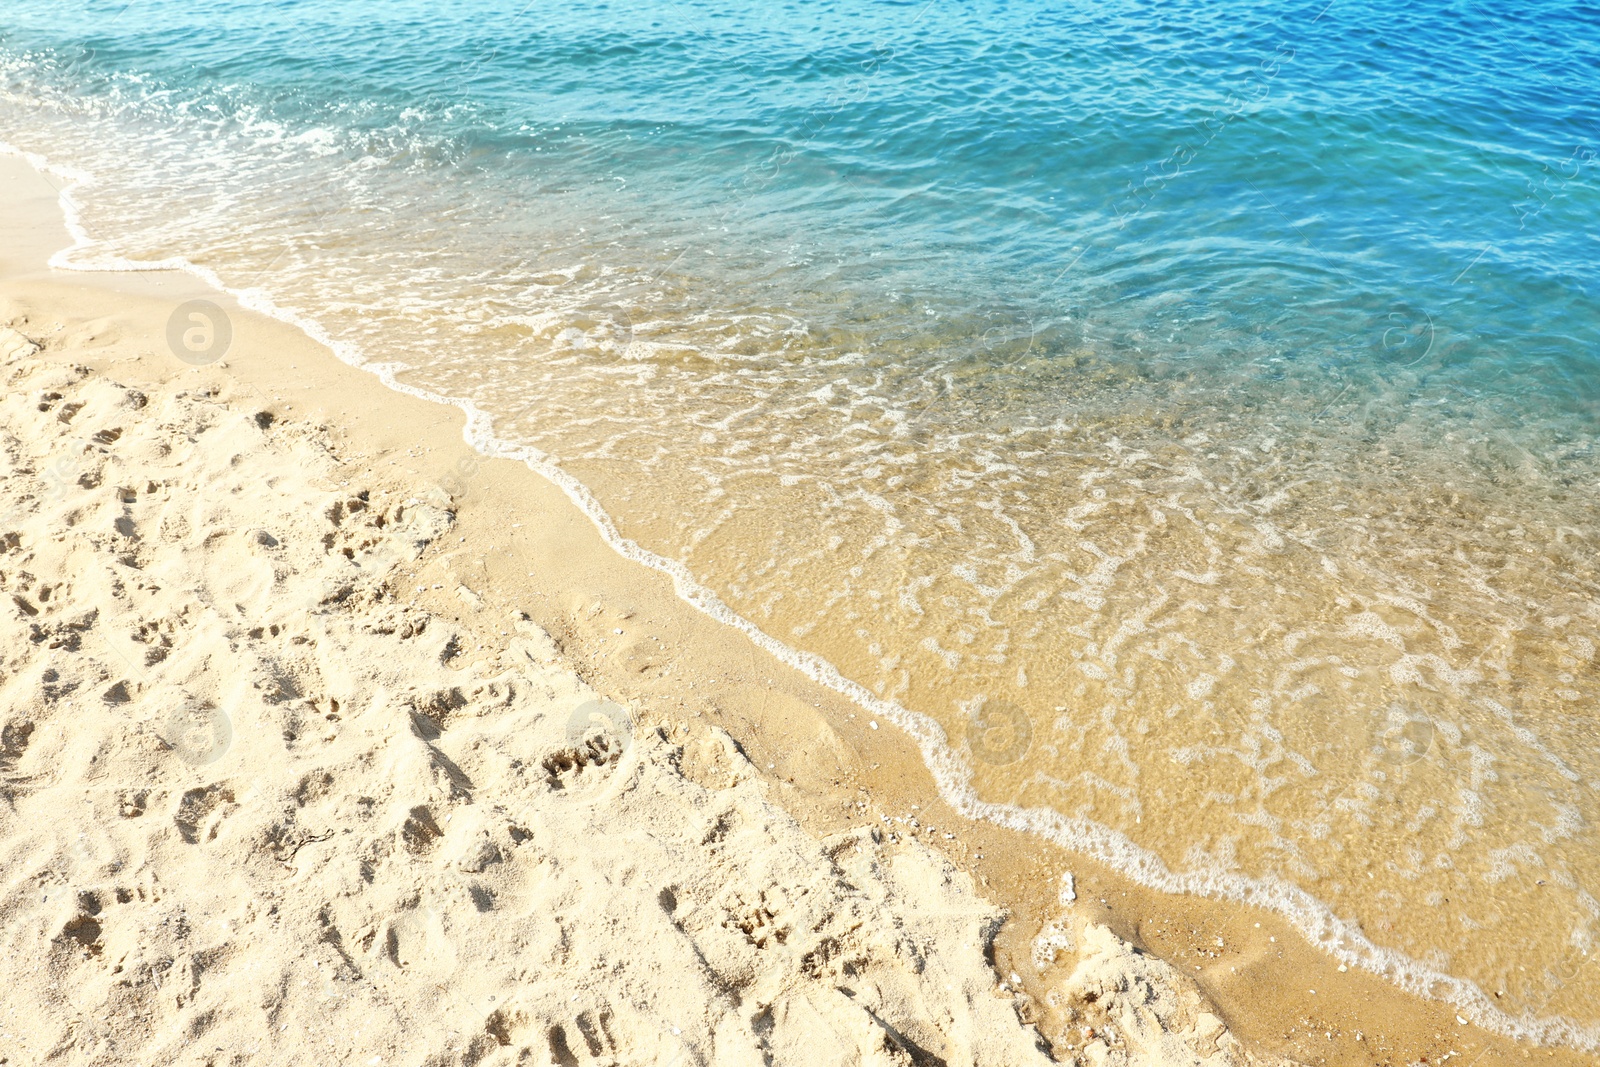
left=538, top=698, right=636, bottom=799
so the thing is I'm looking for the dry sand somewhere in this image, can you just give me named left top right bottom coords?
left=0, top=152, right=1582, bottom=1067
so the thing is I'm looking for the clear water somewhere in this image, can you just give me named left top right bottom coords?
left=3, top=0, right=1598, bottom=1045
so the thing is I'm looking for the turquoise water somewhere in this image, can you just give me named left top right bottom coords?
left=4, top=0, right=1599, bottom=1046
left=6, top=0, right=1598, bottom=385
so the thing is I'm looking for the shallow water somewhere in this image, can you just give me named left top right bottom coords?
left=3, top=0, right=1598, bottom=1044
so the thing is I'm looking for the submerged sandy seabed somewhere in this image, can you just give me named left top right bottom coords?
left=0, top=154, right=1584, bottom=1066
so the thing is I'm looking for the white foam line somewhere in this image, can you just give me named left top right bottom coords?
left=6, top=139, right=1595, bottom=1053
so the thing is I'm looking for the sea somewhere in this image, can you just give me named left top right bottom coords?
left=3, top=0, right=1598, bottom=1047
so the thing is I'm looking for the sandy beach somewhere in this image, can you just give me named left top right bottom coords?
left=0, top=155, right=1584, bottom=1067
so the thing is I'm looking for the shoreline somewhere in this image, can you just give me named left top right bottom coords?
left=1, top=150, right=1585, bottom=1066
